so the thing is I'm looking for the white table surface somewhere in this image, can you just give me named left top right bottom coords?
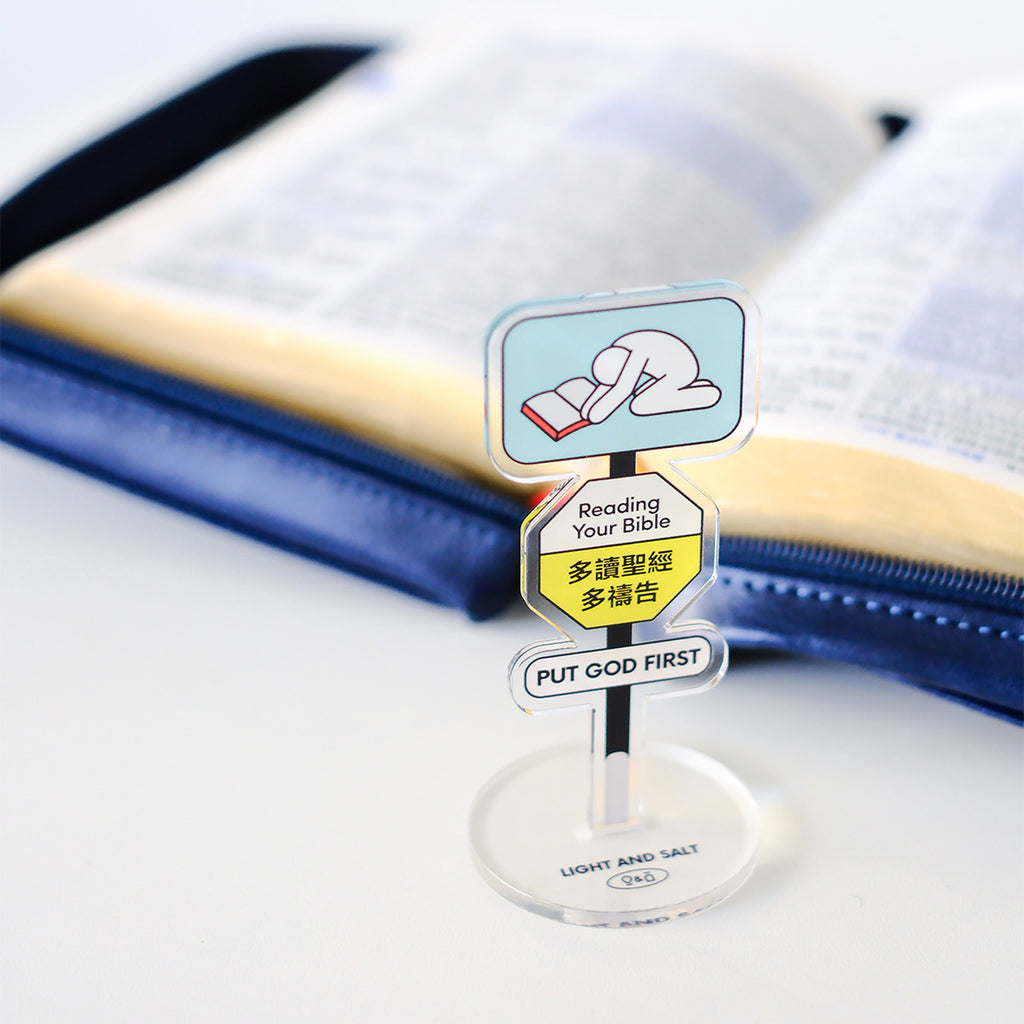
left=2, top=4, right=1022, bottom=1022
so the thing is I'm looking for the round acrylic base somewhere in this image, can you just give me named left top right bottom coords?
left=470, top=744, right=760, bottom=927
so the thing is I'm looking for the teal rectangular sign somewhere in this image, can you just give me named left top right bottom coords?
left=497, top=291, right=749, bottom=467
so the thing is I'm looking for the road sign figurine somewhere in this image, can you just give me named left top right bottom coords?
left=471, top=282, right=762, bottom=927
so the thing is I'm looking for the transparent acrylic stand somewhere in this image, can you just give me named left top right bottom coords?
left=476, top=282, right=763, bottom=926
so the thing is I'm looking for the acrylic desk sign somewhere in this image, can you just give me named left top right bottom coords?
left=471, top=282, right=762, bottom=927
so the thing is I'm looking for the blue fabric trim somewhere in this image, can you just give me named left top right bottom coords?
left=692, top=566, right=1023, bottom=722
left=1, top=342, right=521, bottom=619
left=0, top=321, right=520, bottom=524
left=2, top=45, right=377, bottom=273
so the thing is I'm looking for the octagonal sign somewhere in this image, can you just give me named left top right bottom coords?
left=537, top=473, right=705, bottom=628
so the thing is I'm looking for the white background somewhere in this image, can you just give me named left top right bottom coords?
left=2, top=3, right=1022, bottom=1022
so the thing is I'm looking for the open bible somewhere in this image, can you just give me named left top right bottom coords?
left=1, top=23, right=1021, bottom=716
left=521, top=378, right=595, bottom=440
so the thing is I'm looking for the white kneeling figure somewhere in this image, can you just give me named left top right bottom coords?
left=581, top=330, right=721, bottom=424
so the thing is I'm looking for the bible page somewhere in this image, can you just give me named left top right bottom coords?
left=757, top=82, right=1024, bottom=494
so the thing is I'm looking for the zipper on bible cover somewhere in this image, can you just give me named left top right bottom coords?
left=0, top=321, right=524, bottom=619
left=706, top=537, right=1022, bottom=721
left=719, top=535, right=1023, bottom=615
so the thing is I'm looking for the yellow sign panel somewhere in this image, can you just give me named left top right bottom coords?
left=538, top=534, right=702, bottom=628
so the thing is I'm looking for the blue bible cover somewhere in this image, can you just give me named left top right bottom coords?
left=1, top=45, right=1020, bottom=720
